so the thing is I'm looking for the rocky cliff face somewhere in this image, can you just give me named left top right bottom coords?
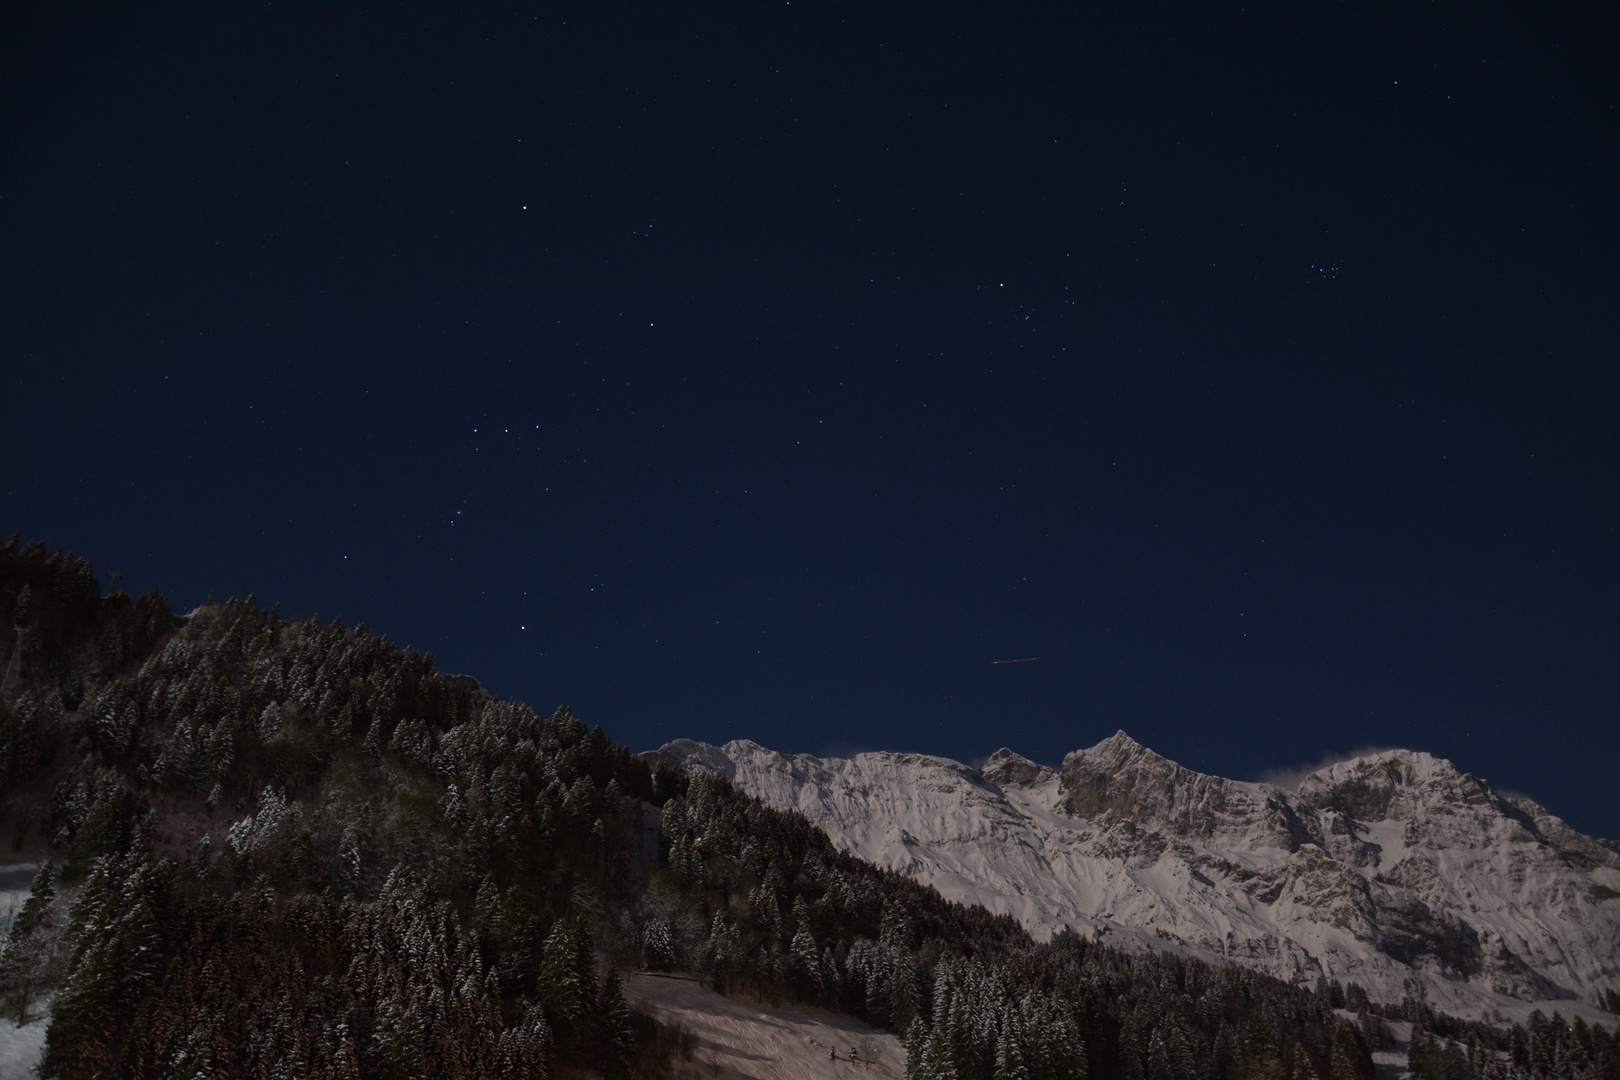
left=648, top=733, right=1620, bottom=1023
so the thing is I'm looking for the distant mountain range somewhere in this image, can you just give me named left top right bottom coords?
left=648, top=732, right=1620, bottom=1024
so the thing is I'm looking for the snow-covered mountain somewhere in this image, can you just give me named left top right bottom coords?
left=647, top=732, right=1620, bottom=1024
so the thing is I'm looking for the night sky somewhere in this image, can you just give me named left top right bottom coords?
left=3, top=6, right=1616, bottom=837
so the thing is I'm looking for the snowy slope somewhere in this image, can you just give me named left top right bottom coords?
left=0, top=1013, right=47, bottom=1080
left=647, top=734, right=1620, bottom=1023
left=626, top=972, right=905, bottom=1079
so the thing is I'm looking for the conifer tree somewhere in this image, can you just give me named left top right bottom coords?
left=0, top=859, right=57, bottom=1024
left=995, top=1011, right=1031, bottom=1080
left=1121, top=1034, right=1147, bottom=1080
left=597, top=967, right=632, bottom=1078
left=1147, top=1030, right=1176, bottom=1080
left=1329, top=1026, right=1361, bottom=1080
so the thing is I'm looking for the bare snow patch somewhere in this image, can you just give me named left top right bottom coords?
left=0, top=1011, right=48, bottom=1079
left=626, top=973, right=905, bottom=1079
left=0, top=862, right=40, bottom=935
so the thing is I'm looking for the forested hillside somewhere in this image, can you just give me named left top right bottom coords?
left=1, top=536, right=1615, bottom=1080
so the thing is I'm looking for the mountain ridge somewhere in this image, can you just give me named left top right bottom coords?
left=647, top=732, right=1620, bottom=1025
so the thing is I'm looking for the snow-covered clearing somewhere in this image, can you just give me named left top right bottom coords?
left=0, top=862, right=40, bottom=935
left=0, top=863, right=48, bottom=1078
left=0, top=1012, right=48, bottom=1079
left=626, top=973, right=906, bottom=1080
left=1371, top=1020, right=1415, bottom=1080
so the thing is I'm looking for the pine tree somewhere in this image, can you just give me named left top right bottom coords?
left=1292, top=1042, right=1320, bottom=1080
left=1213, top=1018, right=1236, bottom=1080
left=1408, top=1030, right=1437, bottom=1080
left=539, top=922, right=594, bottom=1060
left=1241, top=1013, right=1286, bottom=1080
left=0, top=859, right=56, bottom=1024
left=1148, top=1030, right=1176, bottom=1080
left=41, top=853, right=167, bottom=1078
left=995, top=1010, right=1031, bottom=1080
left=1329, top=1027, right=1360, bottom=1080
left=1167, top=1020, right=1198, bottom=1080
left=1121, top=1035, right=1147, bottom=1080
left=597, top=967, right=632, bottom=1078
left=904, top=1018, right=933, bottom=1080
left=792, top=923, right=823, bottom=999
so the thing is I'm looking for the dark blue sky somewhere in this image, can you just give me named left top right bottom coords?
left=3, top=6, right=1616, bottom=837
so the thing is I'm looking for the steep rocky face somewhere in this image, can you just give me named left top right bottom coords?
left=649, top=733, right=1620, bottom=1024
left=1059, top=731, right=1313, bottom=848
left=981, top=748, right=1054, bottom=789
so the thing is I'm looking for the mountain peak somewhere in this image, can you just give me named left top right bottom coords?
left=982, top=748, right=1055, bottom=788
left=1082, top=729, right=1185, bottom=767
left=644, top=738, right=738, bottom=781
left=1059, top=732, right=1239, bottom=831
left=1293, top=748, right=1493, bottom=822
left=1065, top=729, right=1187, bottom=779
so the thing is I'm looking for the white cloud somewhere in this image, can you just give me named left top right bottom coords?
left=1252, top=746, right=1400, bottom=790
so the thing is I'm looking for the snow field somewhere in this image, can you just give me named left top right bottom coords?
left=626, top=973, right=906, bottom=1079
